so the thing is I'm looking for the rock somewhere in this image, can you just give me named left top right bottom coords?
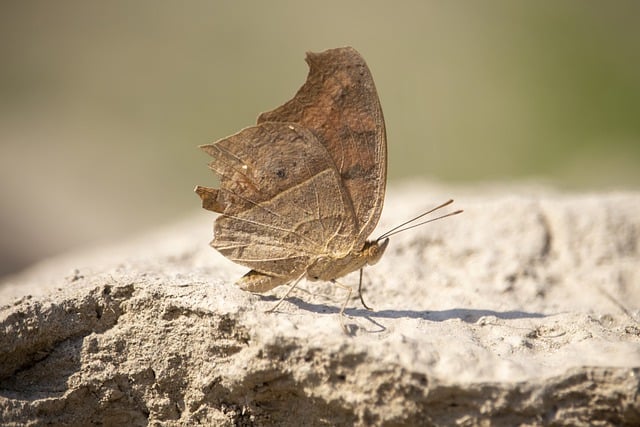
left=1, top=184, right=639, bottom=426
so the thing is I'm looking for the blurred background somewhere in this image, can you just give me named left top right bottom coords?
left=1, top=1, right=639, bottom=278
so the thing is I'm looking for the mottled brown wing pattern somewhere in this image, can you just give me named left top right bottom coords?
left=258, top=47, right=387, bottom=247
left=196, top=122, right=358, bottom=279
left=196, top=47, right=390, bottom=301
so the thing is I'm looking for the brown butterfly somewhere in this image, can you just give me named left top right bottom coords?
left=195, top=47, right=460, bottom=329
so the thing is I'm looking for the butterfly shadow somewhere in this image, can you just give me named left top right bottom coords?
left=260, top=295, right=548, bottom=334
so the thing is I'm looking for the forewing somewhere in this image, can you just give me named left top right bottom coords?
left=197, top=122, right=358, bottom=277
left=257, top=47, right=387, bottom=245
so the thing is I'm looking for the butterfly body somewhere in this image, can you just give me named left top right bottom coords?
left=305, top=238, right=389, bottom=282
left=231, top=237, right=389, bottom=293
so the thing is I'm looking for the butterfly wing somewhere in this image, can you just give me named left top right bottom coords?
left=257, top=47, right=387, bottom=247
left=196, top=122, right=358, bottom=279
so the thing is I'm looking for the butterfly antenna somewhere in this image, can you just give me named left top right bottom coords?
left=376, top=199, right=462, bottom=241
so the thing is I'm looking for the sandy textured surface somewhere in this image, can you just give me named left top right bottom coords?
left=1, top=184, right=639, bottom=426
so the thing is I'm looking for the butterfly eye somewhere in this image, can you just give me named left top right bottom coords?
left=367, top=238, right=389, bottom=265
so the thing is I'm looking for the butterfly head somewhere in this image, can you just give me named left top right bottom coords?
left=363, top=238, right=390, bottom=266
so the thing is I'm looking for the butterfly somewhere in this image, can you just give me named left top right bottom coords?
left=195, top=47, right=460, bottom=330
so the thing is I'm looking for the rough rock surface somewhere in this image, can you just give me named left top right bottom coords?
left=1, top=184, right=639, bottom=426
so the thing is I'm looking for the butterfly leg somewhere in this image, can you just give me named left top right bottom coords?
left=357, top=268, right=374, bottom=311
left=331, top=279, right=353, bottom=333
left=265, top=273, right=306, bottom=314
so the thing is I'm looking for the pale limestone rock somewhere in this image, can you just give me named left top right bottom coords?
left=1, top=184, right=639, bottom=426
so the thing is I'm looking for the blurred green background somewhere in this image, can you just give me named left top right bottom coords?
left=1, top=1, right=639, bottom=278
